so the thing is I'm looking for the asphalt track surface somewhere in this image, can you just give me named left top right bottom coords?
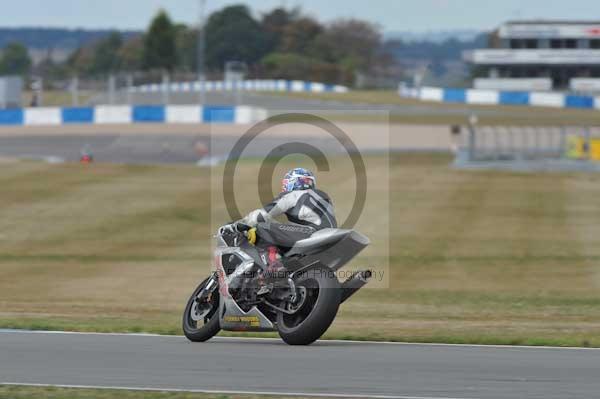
left=1, top=331, right=600, bottom=399
left=0, top=134, right=348, bottom=164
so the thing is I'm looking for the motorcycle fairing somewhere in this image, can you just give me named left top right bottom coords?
left=219, top=297, right=275, bottom=332
left=215, top=246, right=276, bottom=332
left=213, top=227, right=369, bottom=332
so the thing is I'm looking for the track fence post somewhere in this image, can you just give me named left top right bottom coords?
left=162, top=72, right=170, bottom=105
left=493, top=126, right=501, bottom=161
left=468, top=124, right=476, bottom=162
left=127, top=74, right=133, bottom=105
left=108, top=74, right=116, bottom=105
left=71, top=76, right=79, bottom=106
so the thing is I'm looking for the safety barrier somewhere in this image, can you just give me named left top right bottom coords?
left=131, top=80, right=349, bottom=94
left=399, top=85, right=600, bottom=110
left=0, top=105, right=269, bottom=126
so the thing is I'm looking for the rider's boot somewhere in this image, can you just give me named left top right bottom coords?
left=257, top=247, right=287, bottom=295
left=265, top=246, right=287, bottom=278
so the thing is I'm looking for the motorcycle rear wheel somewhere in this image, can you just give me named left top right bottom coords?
left=182, top=277, right=221, bottom=342
left=277, top=266, right=341, bottom=346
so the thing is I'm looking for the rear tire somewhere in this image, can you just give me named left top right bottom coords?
left=182, top=277, right=221, bottom=342
left=277, top=267, right=341, bottom=346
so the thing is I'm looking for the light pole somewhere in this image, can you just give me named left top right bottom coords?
left=197, top=0, right=207, bottom=105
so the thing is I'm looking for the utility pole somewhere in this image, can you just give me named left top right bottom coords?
left=197, top=0, right=207, bottom=105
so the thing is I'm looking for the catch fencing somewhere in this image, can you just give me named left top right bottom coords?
left=455, top=125, right=600, bottom=171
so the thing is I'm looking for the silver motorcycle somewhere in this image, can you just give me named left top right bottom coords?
left=183, top=221, right=372, bottom=345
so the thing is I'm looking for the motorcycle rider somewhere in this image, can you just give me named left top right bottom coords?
left=242, top=168, right=337, bottom=230
left=239, top=168, right=338, bottom=278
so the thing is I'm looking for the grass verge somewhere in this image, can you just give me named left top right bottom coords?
left=22, top=91, right=96, bottom=107
left=0, top=386, right=305, bottom=399
left=1, top=155, right=600, bottom=347
left=266, top=90, right=600, bottom=126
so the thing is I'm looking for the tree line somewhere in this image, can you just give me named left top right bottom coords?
left=0, top=5, right=392, bottom=86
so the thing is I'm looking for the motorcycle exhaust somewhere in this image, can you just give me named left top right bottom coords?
left=340, top=270, right=373, bottom=303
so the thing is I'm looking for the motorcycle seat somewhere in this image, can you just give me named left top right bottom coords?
left=286, top=228, right=366, bottom=256
left=255, top=222, right=369, bottom=264
left=255, top=221, right=315, bottom=251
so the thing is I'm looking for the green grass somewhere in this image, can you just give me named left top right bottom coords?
left=1, top=155, right=600, bottom=347
left=267, top=90, right=600, bottom=126
left=22, top=91, right=97, bottom=107
left=0, top=386, right=303, bottom=399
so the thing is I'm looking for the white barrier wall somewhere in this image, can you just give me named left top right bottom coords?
left=570, top=78, right=600, bottom=92
left=530, top=92, right=565, bottom=108
left=95, top=106, right=132, bottom=124
left=131, top=80, right=349, bottom=94
left=0, top=105, right=270, bottom=127
left=166, top=105, right=201, bottom=124
left=420, top=87, right=444, bottom=102
left=24, top=108, right=62, bottom=125
left=290, top=81, right=305, bottom=92
left=474, top=78, right=553, bottom=91
left=399, top=84, right=600, bottom=110
left=311, top=83, right=325, bottom=93
left=234, top=106, right=253, bottom=124
left=234, top=106, right=268, bottom=124
left=466, top=89, right=499, bottom=105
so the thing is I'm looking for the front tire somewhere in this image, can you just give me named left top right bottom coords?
left=183, top=277, right=221, bottom=342
left=277, top=267, right=341, bottom=346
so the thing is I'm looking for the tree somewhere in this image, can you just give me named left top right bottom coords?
left=261, top=7, right=300, bottom=53
left=118, top=36, right=144, bottom=72
left=36, top=55, right=69, bottom=81
left=310, top=19, right=381, bottom=70
left=279, top=17, right=322, bottom=54
left=91, top=32, right=123, bottom=75
left=174, top=24, right=198, bottom=72
left=67, top=32, right=126, bottom=77
left=0, top=42, right=32, bottom=76
left=67, top=46, right=95, bottom=76
left=205, top=5, right=269, bottom=70
left=143, top=10, right=177, bottom=71
left=261, top=52, right=341, bottom=84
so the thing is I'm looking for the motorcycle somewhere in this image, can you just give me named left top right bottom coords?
left=182, top=220, right=372, bottom=345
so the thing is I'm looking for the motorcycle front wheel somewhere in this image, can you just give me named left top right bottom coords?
left=182, top=276, right=221, bottom=342
left=277, top=266, right=341, bottom=346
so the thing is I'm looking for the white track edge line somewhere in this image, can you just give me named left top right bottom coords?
left=0, top=329, right=599, bottom=351
left=0, top=382, right=472, bottom=399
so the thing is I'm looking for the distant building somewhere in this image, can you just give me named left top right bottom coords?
left=464, top=21, right=600, bottom=91
left=0, top=76, right=23, bottom=108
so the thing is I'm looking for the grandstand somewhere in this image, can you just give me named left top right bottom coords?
left=465, top=20, right=600, bottom=91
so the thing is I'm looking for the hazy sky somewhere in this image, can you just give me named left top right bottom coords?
left=1, top=0, right=597, bottom=32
